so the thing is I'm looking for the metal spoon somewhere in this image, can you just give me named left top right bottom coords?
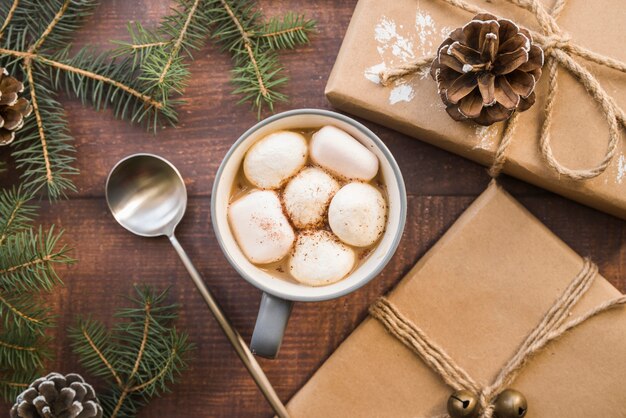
left=105, top=153, right=289, bottom=418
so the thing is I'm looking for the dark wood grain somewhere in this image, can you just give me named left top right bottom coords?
left=1, top=1, right=625, bottom=417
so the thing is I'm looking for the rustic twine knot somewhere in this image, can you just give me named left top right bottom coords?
left=540, top=34, right=571, bottom=52
left=379, top=0, right=626, bottom=181
left=369, top=259, right=626, bottom=418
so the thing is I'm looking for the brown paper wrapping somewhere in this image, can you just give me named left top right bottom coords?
left=287, top=182, right=626, bottom=417
left=326, top=0, right=626, bottom=218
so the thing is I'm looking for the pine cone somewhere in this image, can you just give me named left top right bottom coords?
left=0, top=67, right=32, bottom=146
left=430, top=13, right=544, bottom=126
left=10, top=373, right=103, bottom=418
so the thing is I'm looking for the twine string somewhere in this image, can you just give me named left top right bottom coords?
left=379, top=0, right=626, bottom=180
left=369, top=259, right=626, bottom=417
left=488, top=111, right=519, bottom=177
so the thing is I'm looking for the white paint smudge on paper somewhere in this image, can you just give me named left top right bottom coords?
left=364, top=62, right=387, bottom=84
left=616, top=154, right=626, bottom=184
left=473, top=125, right=499, bottom=150
left=415, top=11, right=451, bottom=56
left=374, top=17, right=415, bottom=61
left=390, top=84, right=415, bottom=104
left=363, top=9, right=451, bottom=105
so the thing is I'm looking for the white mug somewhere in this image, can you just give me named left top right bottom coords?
left=211, top=109, right=407, bottom=358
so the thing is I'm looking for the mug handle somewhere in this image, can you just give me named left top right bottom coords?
left=250, top=292, right=293, bottom=359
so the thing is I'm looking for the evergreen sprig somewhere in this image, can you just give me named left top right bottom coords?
left=0, top=0, right=315, bottom=198
left=257, top=12, right=317, bottom=50
left=69, top=286, right=191, bottom=418
left=0, top=0, right=175, bottom=198
left=0, top=226, right=70, bottom=293
left=207, top=0, right=316, bottom=115
left=116, top=0, right=316, bottom=116
left=0, top=186, right=73, bottom=401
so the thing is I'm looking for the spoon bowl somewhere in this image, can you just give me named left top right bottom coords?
left=106, top=154, right=186, bottom=238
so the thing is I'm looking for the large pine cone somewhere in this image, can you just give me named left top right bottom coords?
left=0, top=67, right=32, bottom=146
left=10, top=373, right=103, bottom=418
left=430, top=13, right=544, bottom=126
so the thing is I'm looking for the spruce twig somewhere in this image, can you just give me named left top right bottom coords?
left=157, top=0, right=201, bottom=85
left=0, top=0, right=315, bottom=198
left=0, top=0, right=170, bottom=198
left=0, top=0, right=18, bottom=39
left=256, top=12, right=316, bottom=50
left=70, top=286, right=191, bottom=418
left=0, top=186, right=72, bottom=400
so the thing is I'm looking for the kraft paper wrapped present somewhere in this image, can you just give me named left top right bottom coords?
left=325, top=0, right=626, bottom=218
left=287, top=182, right=626, bottom=417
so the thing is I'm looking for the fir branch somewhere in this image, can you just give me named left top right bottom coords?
left=70, top=286, right=191, bottom=418
left=127, top=343, right=178, bottom=393
left=74, top=319, right=123, bottom=387
left=0, top=339, right=37, bottom=353
left=0, top=47, right=166, bottom=111
left=128, top=0, right=213, bottom=108
left=0, top=328, right=51, bottom=371
left=111, top=22, right=169, bottom=68
left=0, top=0, right=19, bottom=39
left=0, top=186, right=36, bottom=246
left=130, top=43, right=188, bottom=109
left=132, top=41, right=170, bottom=50
left=11, top=62, right=77, bottom=198
left=0, top=187, right=70, bottom=402
left=0, top=226, right=73, bottom=293
left=0, top=0, right=315, bottom=196
left=255, top=12, right=316, bottom=50
left=24, top=61, right=53, bottom=189
left=0, top=368, right=37, bottom=401
left=218, top=0, right=270, bottom=98
left=27, top=0, right=71, bottom=53
left=0, top=290, right=52, bottom=334
left=126, top=299, right=151, bottom=385
left=158, top=0, right=213, bottom=58
left=5, top=0, right=98, bottom=52
left=157, top=0, right=201, bottom=84
left=208, top=0, right=315, bottom=115
left=41, top=51, right=164, bottom=110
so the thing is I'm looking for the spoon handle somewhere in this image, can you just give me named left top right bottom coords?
left=169, top=234, right=290, bottom=418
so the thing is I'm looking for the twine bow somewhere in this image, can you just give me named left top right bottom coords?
left=369, top=259, right=626, bottom=417
left=379, top=0, right=626, bottom=180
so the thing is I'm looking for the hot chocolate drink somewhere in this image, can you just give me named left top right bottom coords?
left=228, top=125, right=388, bottom=286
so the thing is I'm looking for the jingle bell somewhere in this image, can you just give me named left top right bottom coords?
left=447, top=390, right=479, bottom=418
left=493, top=389, right=528, bottom=418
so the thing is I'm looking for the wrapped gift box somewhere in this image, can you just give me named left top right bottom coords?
left=287, top=182, right=626, bottom=417
left=326, top=0, right=626, bottom=218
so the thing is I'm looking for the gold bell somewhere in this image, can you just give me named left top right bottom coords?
left=447, top=390, right=479, bottom=418
left=493, top=389, right=528, bottom=418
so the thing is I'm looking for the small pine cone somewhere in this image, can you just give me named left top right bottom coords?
left=430, top=13, right=544, bottom=126
left=0, top=67, right=32, bottom=146
left=10, top=373, right=103, bottom=418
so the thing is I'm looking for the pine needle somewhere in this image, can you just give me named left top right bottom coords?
left=69, top=286, right=191, bottom=418
left=0, top=0, right=315, bottom=198
left=256, top=12, right=316, bottom=50
left=0, top=187, right=72, bottom=401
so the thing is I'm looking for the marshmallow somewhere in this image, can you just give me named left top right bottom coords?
left=289, top=230, right=355, bottom=286
left=328, top=183, right=387, bottom=247
left=283, top=167, right=340, bottom=229
left=310, top=125, right=379, bottom=181
left=244, top=131, right=308, bottom=189
left=228, top=190, right=295, bottom=264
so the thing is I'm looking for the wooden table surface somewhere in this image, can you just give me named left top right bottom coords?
left=1, top=1, right=625, bottom=417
